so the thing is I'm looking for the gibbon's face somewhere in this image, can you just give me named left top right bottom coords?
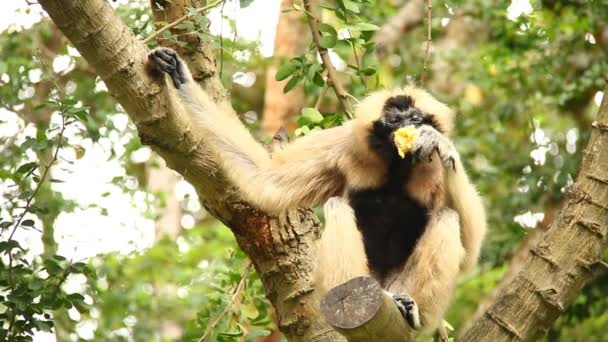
left=376, top=95, right=439, bottom=131
left=369, top=95, right=441, bottom=158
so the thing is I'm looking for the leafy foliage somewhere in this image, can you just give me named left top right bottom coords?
left=0, top=83, right=94, bottom=340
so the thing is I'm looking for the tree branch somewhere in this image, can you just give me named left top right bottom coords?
left=142, top=0, right=223, bottom=44
left=373, top=0, right=425, bottom=59
left=461, top=86, right=608, bottom=340
left=302, top=0, right=354, bottom=117
left=37, top=0, right=344, bottom=341
left=199, top=262, right=252, bottom=341
left=420, top=0, right=432, bottom=85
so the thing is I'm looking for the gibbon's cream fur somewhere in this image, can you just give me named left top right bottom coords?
left=147, top=48, right=487, bottom=331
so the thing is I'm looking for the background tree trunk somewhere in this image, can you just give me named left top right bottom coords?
left=260, top=0, right=309, bottom=137
left=461, top=87, right=608, bottom=340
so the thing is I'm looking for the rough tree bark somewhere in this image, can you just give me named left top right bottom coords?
left=37, top=0, right=344, bottom=341
left=461, top=205, right=558, bottom=334
left=461, top=87, right=608, bottom=340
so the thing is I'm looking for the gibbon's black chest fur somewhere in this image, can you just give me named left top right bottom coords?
left=348, top=157, right=429, bottom=283
left=348, top=94, right=436, bottom=284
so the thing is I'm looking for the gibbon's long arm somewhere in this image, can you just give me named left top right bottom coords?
left=412, top=125, right=486, bottom=273
left=147, top=48, right=346, bottom=213
left=446, top=156, right=487, bottom=272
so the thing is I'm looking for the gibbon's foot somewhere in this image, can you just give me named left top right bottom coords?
left=393, top=293, right=421, bottom=330
left=147, top=48, right=188, bottom=89
left=413, top=125, right=457, bottom=172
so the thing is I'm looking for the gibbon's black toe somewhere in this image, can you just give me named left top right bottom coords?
left=393, top=293, right=421, bottom=330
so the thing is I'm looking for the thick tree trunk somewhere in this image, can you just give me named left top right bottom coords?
left=37, top=0, right=344, bottom=341
left=461, top=88, right=608, bottom=340
left=461, top=205, right=558, bottom=335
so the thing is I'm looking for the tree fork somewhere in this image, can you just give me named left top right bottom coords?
left=36, top=0, right=343, bottom=340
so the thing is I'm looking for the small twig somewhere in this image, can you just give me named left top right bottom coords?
left=373, top=0, right=425, bottom=59
left=315, top=81, right=330, bottom=110
left=314, top=72, right=330, bottom=109
left=343, top=16, right=367, bottom=92
left=420, top=0, right=432, bottom=85
left=302, top=0, right=354, bottom=118
left=142, top=0, right=223, bottom=44
left=199, top=261, right=252, bottom=341
left=219, top=0, right=227, bottom=77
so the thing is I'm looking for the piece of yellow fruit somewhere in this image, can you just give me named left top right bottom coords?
left=393, top=125, right=418, bottom=158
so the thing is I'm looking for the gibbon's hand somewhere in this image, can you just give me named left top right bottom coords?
left=413, top=125, right=457, bottom=172
left=147, top=48, right=188, bottom=89
left=391, top=293, right=421, bottom=330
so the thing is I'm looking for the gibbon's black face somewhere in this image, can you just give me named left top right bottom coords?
left=370, top=95, right=440, bottom=159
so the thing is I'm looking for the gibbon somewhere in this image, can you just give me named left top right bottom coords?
left=147, top=48, right=486, bottom=332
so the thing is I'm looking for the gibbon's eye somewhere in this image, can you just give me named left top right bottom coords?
left=387, top=115, right=402, bottom=125
left=410, top=115, right=423, bottom=124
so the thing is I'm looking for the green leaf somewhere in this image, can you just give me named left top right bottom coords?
left=313, top=72, right=325, bottom=86
left=319, top=35, right=337, bottom=49
left=318, top=23, right=337, bottom=35
left=52, top=254, right=67, bottom=261
left=43, top=259, right=63, bottom=276
left=187, top=7, right=199, bottom=16
left=73, top=110, right=89, bottom=122
left=67, top=293, right=86, bottom=304
left=360, top=67, right=376, bottom=76
left=218, top=330, right=244, bottom=337
left=240, top=0, right=254, bottom=8
left=275, top=63, right=298, bottom=81
left=347, top=23, right=380, bottom=31
left=27, top=279, right=43, bottom=290
left=283, top=75, right=301, bottom=93
left=21, top=219, right=35, bottom=227
left=0, top=240, right=19, bottom=253
left=318, top=23, right=338, bottom=48
left=443, top=319, right=455, bottom=331
left=70, top=262, right=87, bottom=274
left=246, top=329, right=271, bottom=340
left=174, top=22, right=196, bottom=31
left=16, top=162, right=37, bottom=174
left=33, top=141, right=48, bottom=152
left=294, top=125, right=310, bottom=136
left=20, top=138, right=36, bottom=150
left=301, top=108, right=324, bottom=123
left=342, top=0, right=360, bottom=13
